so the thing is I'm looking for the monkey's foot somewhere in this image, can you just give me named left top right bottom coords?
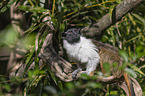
left=72, top=68, right=82, bottom=78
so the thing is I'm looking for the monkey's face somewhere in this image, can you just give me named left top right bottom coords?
left=62, top=28, right=80, bottom=44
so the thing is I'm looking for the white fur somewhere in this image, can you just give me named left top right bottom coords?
left=63, top=36, right=100, bottom=75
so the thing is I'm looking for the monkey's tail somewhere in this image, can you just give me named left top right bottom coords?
left=119, top=73, right=142, bottom=96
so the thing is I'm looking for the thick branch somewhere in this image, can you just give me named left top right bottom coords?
left=81, top=0, right=144, bottom=37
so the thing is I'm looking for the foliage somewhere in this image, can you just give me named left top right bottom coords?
left=0, top=0, right=145, bottom=96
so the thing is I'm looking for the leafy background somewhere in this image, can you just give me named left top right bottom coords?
left=0, top=0, right=145, bottom=95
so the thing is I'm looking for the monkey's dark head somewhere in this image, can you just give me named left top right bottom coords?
left=62, top=28, right=81, bottom=44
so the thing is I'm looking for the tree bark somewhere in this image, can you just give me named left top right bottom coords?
left=81, top=0, right=144, bottom=37
left=38, top=33, right=74, bottom=81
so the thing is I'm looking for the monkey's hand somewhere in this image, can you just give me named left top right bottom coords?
left=72, top=68, right=82, bottom=78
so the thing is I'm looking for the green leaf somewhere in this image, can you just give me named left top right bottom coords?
left=87, top=82, right=102, bottom=89
left=128, top=13, right=136, bottom=26
left=23, top=23, right=45, bottom=34
left=125, top=68, right=137, bottom=78
left=124, top=35, right=141, bottom=44
left=102, top=35, right=109, bottom=42
left=66, top=82, right=75, bottom=90
left=40, top=0, right=46, bottom=8
left=3, top=84, right=11, bottom=91
left=57, top=81, right=63, bottom=91
left=106, top=91, right=118, bottom=95
left=133, top=14, right=145, bottom=26
left=119, top=50, right=128, bottom=62
left=135, top=45, right=145, bottom=57
left=59, top=23, right=65, bottom=40
left=109, top=5, right=115, bottom=21
left=1, top=7, right=8, bottom=13
left=0, top=25, right=18, bottom=46
left=0, top=2, right=2, bottom=6
left=116, top=0, right=121, bottom=4
left=0, top=0, right=16, bottom=13
left=47, top=66, right=57, bottom=85
left=127, top=63, right=145, bottom=76
left=24, top=47, right=35, bottom=76
left=7, top=0, right=16, bottom=7
left=23, top=23, right=36, bottom=34
left=18, top=5, right=49, bottom=13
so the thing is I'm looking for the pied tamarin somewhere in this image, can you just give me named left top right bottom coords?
left=62, top=28, right=142, bottom=96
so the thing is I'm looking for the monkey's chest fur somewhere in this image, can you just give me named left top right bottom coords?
left=63, top=36, right=100, bottom=70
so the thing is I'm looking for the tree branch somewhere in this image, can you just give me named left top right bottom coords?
left=81, top=0, right=144, bottom=37
left=38, top=33, right=74, bottom=81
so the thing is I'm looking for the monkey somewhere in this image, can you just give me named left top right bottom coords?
left=62, top=28, right=100, bottom=77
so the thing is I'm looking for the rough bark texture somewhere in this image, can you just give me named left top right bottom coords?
left=81, top=0, right=144, bottom=37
